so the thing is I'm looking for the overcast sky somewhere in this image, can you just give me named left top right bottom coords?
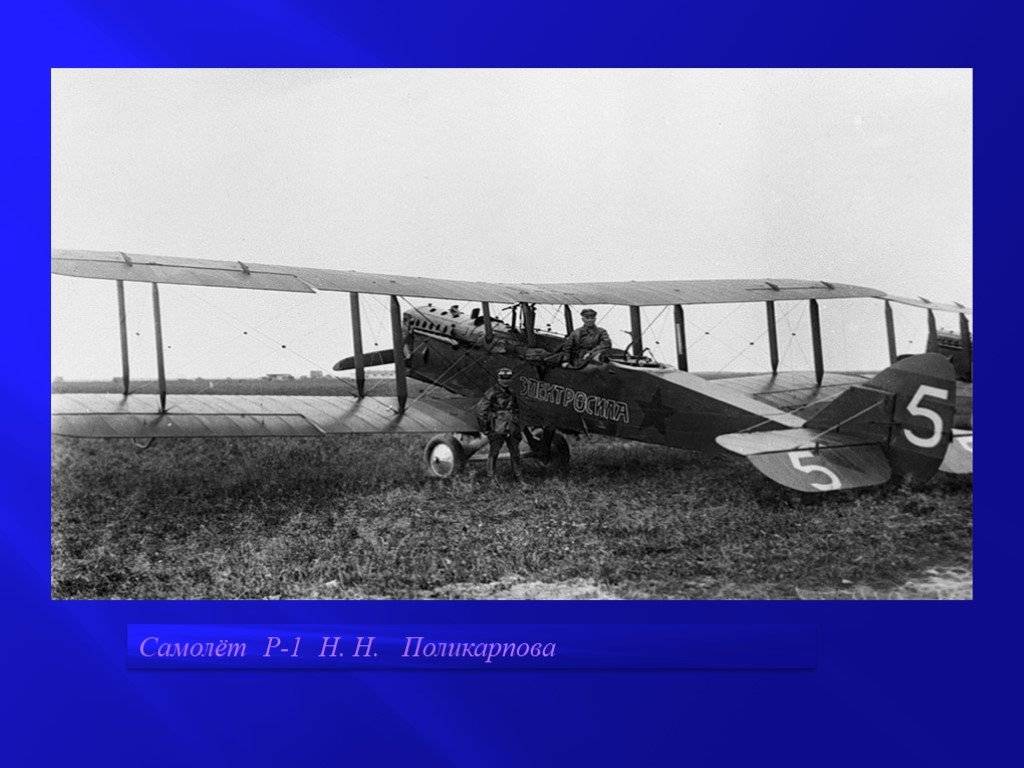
left=52, top=69, right=971, bottom=380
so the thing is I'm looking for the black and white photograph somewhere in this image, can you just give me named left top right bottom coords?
left=51, top=68, right=972, bottom=600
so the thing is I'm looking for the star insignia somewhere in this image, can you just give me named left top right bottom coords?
left=639, top=389, right=674, bottom=435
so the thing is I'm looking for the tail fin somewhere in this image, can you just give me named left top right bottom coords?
left=855, top=353, right=956, bottom=482
left=802, top=353, right=957, bottom=482
left=716, top=353, right=957, bottom=492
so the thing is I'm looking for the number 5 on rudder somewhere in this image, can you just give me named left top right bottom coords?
left=788, top=451, right=842, bottom=491
left=903, top=385, right=949, bottom=449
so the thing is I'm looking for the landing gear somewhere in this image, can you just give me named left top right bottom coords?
left=424, top=433, right=488, bottom=478
left=423, top=429, right=571, bottom=478
left=424, top=434, right=466, bottom=478
left=544, top=432, right=570, bottom=471
left=524, top=428, right=571, bottom=472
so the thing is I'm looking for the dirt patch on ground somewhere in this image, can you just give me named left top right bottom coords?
left=419, top=576, right=622, bottom=599
left=302, top=566, right=972, bottom=600
left=795, top=566, right=972, bottom=600
left=287, top=576, right=622, bottom=600
left=426, top=567, right=974, bottom=600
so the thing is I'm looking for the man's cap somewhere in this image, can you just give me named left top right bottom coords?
left=580, top=308, right=597, bottom=318
left=497, top=367, right=514, bottom=380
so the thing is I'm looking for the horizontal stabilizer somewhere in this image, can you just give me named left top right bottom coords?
left=747, top=445, right=891, bottom=492
left=715, top=428, right=878, bottom=456
left=939, top=429, right=973, bottom=475
left=717, top=429, right=890, bottom=492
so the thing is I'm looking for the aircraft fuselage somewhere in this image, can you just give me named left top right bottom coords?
left=400, top=305, right=799, bottom=451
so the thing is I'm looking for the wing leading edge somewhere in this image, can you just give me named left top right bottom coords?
left=53, top=249, right=885, bottom=307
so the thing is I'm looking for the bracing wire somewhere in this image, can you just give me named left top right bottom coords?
left=174, top=287, right=362, bottom=392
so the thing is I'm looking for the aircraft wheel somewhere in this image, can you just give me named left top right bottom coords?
left=538, top=432, right=570, bottom=472
left=424, top=434, right=466, bottom=479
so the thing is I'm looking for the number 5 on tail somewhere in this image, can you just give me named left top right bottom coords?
left=788, top=451, right=842, bottom=491
left=745, top=444, right=891, bottom=493
left=903, top=385, right=950, bottom=449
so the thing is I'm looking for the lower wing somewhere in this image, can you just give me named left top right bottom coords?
left=52, top=393, right=479, bottom=438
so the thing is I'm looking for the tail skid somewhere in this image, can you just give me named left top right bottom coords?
left=716, top=354, right=958, bottom=492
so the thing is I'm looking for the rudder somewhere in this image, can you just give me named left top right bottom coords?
left=808, top=353, right=956, bottom=483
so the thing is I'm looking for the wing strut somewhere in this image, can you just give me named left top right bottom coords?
left=482, top=301, right=494, bottom=343
left=884, top=299, right=898, bottom=364
left=520, top=302, right=535, bottom=346
left=349, top=292, right=365, bottom=397
left=116, top=280, right=130, bottom=396
left=765, top=301, right=779, bottom=375
left=389, top=295, right=408, bottom=412
left=629, top=305, right=643, bottom=356
left=563, top=305, right=573, bottom=334
left=959, top=312, right=972, bottom=378
left=809, top=299, right=824, bottom=386
left=673, top=305, right=688, bottom=371
left=927, top=308, right=938, bottom=347
left=151, top=283, right=167, bottom=412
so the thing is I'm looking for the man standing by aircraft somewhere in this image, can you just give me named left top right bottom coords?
left=476, top=368, right=526, bottom=484
left=562, top=308, right=612, bottom=367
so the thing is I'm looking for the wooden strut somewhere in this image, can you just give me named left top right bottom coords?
left=482, top=301, right=493, bottom=343
left=563, top=305, right=574, bottom=334
left=809, top=299, right=824, bottom=386
left=349, top=292, right=365, bottom=397
left=389, top=295, right=408, bottom=413
left=884, top=300, right=898, bottom=364
left=520, top=302, right=535, bottom=346
left=151, top=282, right=167, bottom=412
left=117, top=280, right=130, bottom=396
left=765, top=301, right=779, bottom=375
left=673, top=304, right=688, bottom=371
left=629, top=305, right=643, bottom=357
left=927, top=309, right=938, bottom=348
left=959, top=312, right=972, bottom=376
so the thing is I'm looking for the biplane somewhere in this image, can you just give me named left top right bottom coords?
left=51, top=249, right=973, bottom=493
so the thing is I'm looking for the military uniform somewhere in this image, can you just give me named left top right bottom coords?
left=475, top=381, right=524, bottom=480
left=562, top=324, right=612, bottom=366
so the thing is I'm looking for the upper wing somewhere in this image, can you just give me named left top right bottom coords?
left=882, top=293, right=972, bottom=315
left=53, top=249, right=884, bottom=307
left=53, top=393, right=480, bottom=438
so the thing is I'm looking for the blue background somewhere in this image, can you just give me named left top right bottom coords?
left=5, top=1, right=1015, bottom=764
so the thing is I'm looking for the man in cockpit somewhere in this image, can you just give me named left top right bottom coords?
left=561, top=308, right=612, bottom=368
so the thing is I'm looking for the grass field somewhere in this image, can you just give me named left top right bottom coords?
left=52, top=378, right=972, bottom=600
